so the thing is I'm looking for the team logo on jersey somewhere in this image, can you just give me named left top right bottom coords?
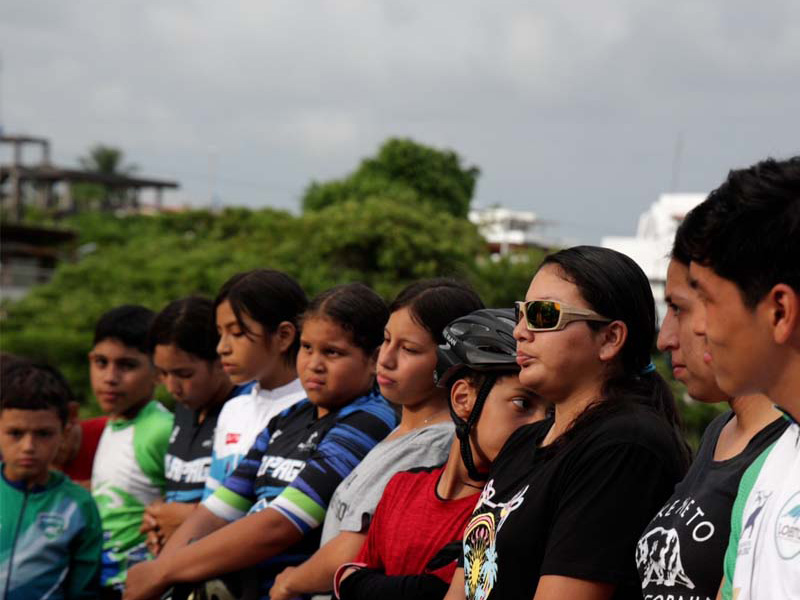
left=462, top=481, right=528, bottom=600
left=225, top=432, right=241, bottom=445
left=738, top=490, right=772, bottom=558
left=636, top=527, right=695, bottom=589
left=298, top=431, right=319, bottom=453
left=775, top=491, right=800, bottom=560
left=37, top=513, right=66, bottom=539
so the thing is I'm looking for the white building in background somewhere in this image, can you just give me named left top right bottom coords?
left=469, top=207, right=551, bottom=255
left=602, top=193, right=706, bottom=323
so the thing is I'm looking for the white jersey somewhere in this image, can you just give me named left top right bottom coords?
left=723, top=419, right=800, bottom=599
left=202, top=378, right=305, bottom=499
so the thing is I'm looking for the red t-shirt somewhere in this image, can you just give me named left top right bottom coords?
left=356, top=464, right=480, bottom=583
left=62, top=416, right=108, bottom=483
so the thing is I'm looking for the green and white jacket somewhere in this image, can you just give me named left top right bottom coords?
left=722, top=418, right=800, bottom=599
left=0, top=468, right=102, bottom=599
left=91, top=400, right=173, bottom=590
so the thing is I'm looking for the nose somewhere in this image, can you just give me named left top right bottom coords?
left=217, top=334, right=230, bottom=357
left=377, top=342, right=396, bottom=370
left=103, top=365, right=121, bottom=385
left=513, top=315, right=532, bottom=343
left=20, top=433, right=36, bottom=453
left=656, top=310, right=678, bottom=353
left=164, top=375, right=182, bottom=398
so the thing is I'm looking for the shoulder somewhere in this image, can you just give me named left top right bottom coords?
left=585, top=403, right=678, bottom=452
left=337, top=392, right=396, bottom=425
left=217, top=385, right=258, bottom=419
left=404, top=422, right=455, bottom=447
left=138, top=401, right=174, bottom=425
left=495, top=418, right=551, bottom=465
left=383, top=464, right=440, bottom=498
left=50, top=474, right=101, bottom=522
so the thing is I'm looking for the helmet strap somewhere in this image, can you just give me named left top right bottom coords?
left=451, top=373, right=496, bottom=482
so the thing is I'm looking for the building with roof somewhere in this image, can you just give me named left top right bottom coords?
left=601, top=193, right=706, bottom=323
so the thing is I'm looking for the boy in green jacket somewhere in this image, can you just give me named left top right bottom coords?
left=0, top=360, right=102, bottom=599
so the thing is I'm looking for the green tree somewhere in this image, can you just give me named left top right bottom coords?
left=73, top=144, right=138, bottom=211
left=302, top=138, right=480, bottom=218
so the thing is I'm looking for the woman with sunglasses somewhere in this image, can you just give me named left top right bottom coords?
left=445, top=245, right=690, bottom=600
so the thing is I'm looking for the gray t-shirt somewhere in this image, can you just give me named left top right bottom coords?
left=320, top=421, right=454, bottom=544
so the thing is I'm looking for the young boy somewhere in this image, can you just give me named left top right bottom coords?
left=0, top=361, right=103, bottom=599
left=89, top=305, right=174, bottom=598
left=681, top=156, right=800, bottom=599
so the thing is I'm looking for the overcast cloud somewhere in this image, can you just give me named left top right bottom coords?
left=2, top=0, right=798, bottom=241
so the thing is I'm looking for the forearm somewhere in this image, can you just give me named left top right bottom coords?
left=158, top=503, right=227, bottom=558
left=155, top=506, right=303, bottom=586
left=443, top=569, right=465, bottom=600
left=338, top=569, right=449, bottom=600
left=284, top=531, right=366, bottom=594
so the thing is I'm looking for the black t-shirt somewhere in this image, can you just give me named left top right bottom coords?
left=637, top=410, right=788, bottom=600
left=164, top=383, right=249, bottom=503
left=164, top=403, right=224, bottom=503
left=461, top=404, right=687, bottom=600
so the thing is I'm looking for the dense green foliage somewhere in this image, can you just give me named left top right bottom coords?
left=1, top=138, right=720, bottom=445
left=302, top=138, right=479, bottom=218
left=1, top=203, right=536, bottom=408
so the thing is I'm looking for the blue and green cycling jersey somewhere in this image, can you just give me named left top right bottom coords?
left=0, top=467, right=102, bottom=600
left=204, top=390, right=397, bottom=598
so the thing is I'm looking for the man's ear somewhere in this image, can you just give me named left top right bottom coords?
left=450, top=379, right=477, bottom=421
left=274, top=321, right=298, bottom=354
left=598, top=320, right=628, bottom=363
left=367, top=347, right=379, bottom=375
left=766, top=284, right=800, bottom=346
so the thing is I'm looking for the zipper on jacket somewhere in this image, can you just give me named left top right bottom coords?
left=4, top=487, right=28, bottom=600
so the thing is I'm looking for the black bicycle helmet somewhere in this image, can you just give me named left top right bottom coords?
left=435, top=308, right=519, bottom=481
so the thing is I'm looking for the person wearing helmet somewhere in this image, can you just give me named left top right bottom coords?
left=333, top=308, right=548, bottom=600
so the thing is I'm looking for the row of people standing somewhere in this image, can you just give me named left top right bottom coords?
left=2, top=154, right=797, bottom=600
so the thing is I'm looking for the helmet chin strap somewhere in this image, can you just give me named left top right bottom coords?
left=449, top=374, right=497, bottom=482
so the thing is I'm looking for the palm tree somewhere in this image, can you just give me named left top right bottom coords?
left=76, top=144, right=137, bottom=210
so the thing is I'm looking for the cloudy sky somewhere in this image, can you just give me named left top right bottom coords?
left=2, top=0, right=798, bottom=242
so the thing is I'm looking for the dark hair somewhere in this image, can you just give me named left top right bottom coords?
left=148, top=296, right=219, bottom=361
left=303, top=283, right=389, bottom=354
left=0, top=361, right=74, bottom=425
left=542, top=245, right=690, bottom=465
left=93, top=304, right=156, bottom=354
left=677, top=156, right=800, bottom=308
left=389, top=279, right=485, bottom=345
left=214, top=269, right=308, bottom=365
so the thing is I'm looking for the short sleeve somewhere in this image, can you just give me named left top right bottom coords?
left=541, top=441, right=676, bottom=582
left=270, top=408, right=393, bottom=535
left=133, top=404, right=174, bottom=491
left=203, top=426, right=270, bottom=521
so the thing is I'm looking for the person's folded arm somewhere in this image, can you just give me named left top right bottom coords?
left=124, top=506, right=302, bottom=600
left=443, top=568, right=465, bottom=600
left=270, top=530, right=367, bottom=600
left=156, top=503, right=226, bottom=558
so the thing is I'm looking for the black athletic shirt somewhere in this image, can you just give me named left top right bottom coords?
left=164, top=383, right=252, bottom=503
left=637, top=410, right=788, bottom=600
left=461, top=403, right=687, bottom=600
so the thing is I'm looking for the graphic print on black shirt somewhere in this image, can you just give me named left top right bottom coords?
left=463, top=479, right=529, bottom=599
left=462, top=405, right=686, bottom=600
left=636, top=411, right=788, bottom=600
